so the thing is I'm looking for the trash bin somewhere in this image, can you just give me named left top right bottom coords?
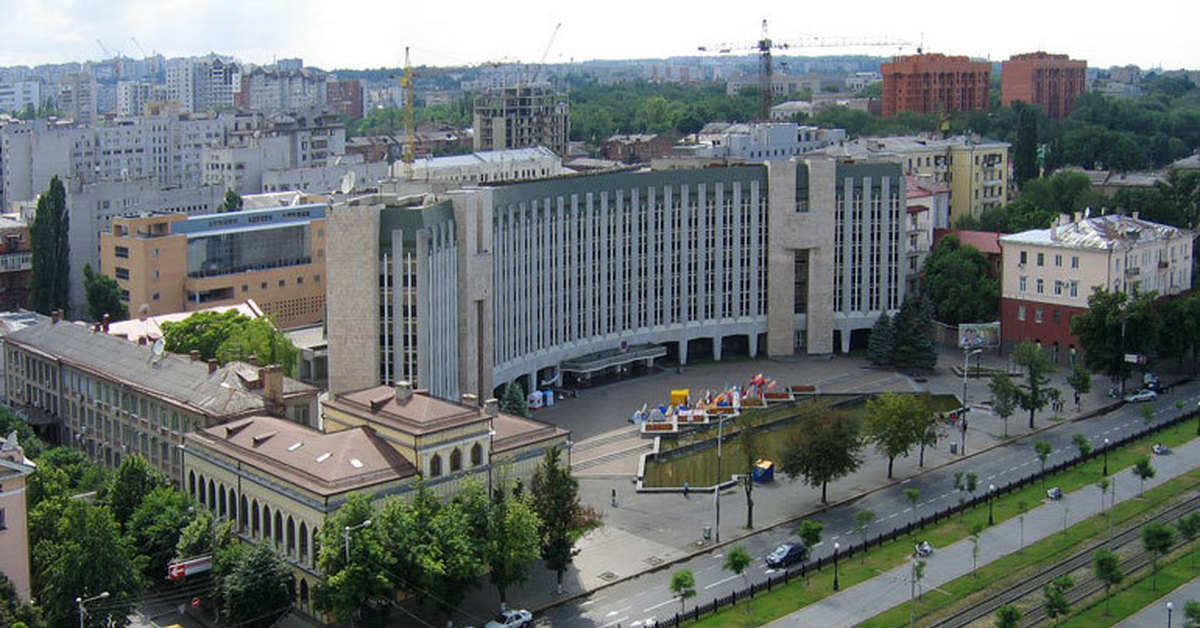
left=702, top=526, right=712, bottom=541
left=949, top=443, right=959, bottom=455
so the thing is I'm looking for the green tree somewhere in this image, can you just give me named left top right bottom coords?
left=1042, top=574, right=1074, bottom=623
left=32, top=500, right=143, bottom=628
left=734, top=412, right=762, bottom=529
left=892, top=298, right=938, bottom=369
left=989, top=373, right=1019, bottom=437
left=905, top=488, right=922, bottom=526
left=499, top=380, right=531, bottom=418
left=1014, top=106, right=1040, bottom=186
left=313, top=494, right=393, bottom=627
left=1133, top=456, right=1157, bottom=495
left=798, top=519, right=824, bottom=552
left=1142, top=522, right=1175, bottom=590
left=0, top=573, right=43, bottom=628
left=670, top=569, right=697, bottom=614
left=30, top=175, right=70, bottom=315
left=969, top=522, right=984, bottom=575
left=483, top=480, right=542, bottom=606
left=1012, top=341, right=1055, bottom=429
left=1141, top=403, right=1156, bottom=425
left=217, top=189, right=243, bottom=213
left=1071, top=288, right=1161, bottom=389
left=217, top=542, right=294, bottom=628
left=1072, top=433, right=1092, bottom=459
left=1093, top=548, right=1124, bottom=616
left=1186, top=600, right=1200, bottom=628
left=779, top=408, right=864, bottom=501
left=1177, top=513, right=1200, bottom=570
left=865, top=393, right=926, bottom=478
left=916, top=398, right=943, bottom=467
left=126, top=486, right=194, bottom=580
left=722, top=547, right=753, bottom=611
left=867, top=312, right=895, bottom=366
left=214, top=316, right=301, bottom=377
left=0, top=406, right=46, bottom=459
left=854, top=510, right=876, bottom=563
left=530, top=446, right=581, bottom=593
left=82, top=263, right=129, bottom=323
left=108, top=453, right=166, bottom=528
left=994, top=603, right=1022, bottom=628
left=162, top=309, right=247, bottom=360
left=921, top=236, right=999, bottom=325
left=1067, top=364, right=1092, bottom=409
left=1035, top=441, right=1053, bottom=484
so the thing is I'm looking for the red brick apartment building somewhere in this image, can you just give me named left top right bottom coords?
left=1001, top=52, right=1087, bottom=119
left=881, top=53, right=991, bottom=117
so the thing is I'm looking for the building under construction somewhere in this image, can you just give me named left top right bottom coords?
left=472, top=85, right=570, bottom=157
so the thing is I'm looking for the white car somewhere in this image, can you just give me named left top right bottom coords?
left=1124, top=389, right=1157, bottom=403
left=485, top=609, right=533, bottom=628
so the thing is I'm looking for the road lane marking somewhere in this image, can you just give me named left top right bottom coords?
left=600, top=617, right=629, bottom=628
left=704, top=574, right=741, bottom=589
left=607, top=606, right=631, bottom=617
left=643, top=598, right=680, bottom=613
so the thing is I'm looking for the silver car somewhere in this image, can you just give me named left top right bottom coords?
left=1124, top=389, right=1157, bottom=403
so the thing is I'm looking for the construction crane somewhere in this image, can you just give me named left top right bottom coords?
left=400, top=47, right=416, bottom=181
left=700, top=19, right=912, bottom=121
left=531, top=22, right=562, bottom=84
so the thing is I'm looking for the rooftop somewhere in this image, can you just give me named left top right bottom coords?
left=813, top=135, right=1010, bottom=160
left=325, top=385, right=486, bottom=436
left=999, top=213, right=1196, bottom=249
left=106, top=300, right=264, bottom=344
left=186, top=416, right=416, bottom=497
left=420, top=146, right=559, bottom=169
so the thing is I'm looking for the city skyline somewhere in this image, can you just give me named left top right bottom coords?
left=0, top=0, right=1194, bottom=72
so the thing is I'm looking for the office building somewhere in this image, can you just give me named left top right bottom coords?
left=326, top=159, right=908, bottom=400
left=100, top=204, right=327, bottom=329
left=998, top=213, right=1195, bottom=360
left=1, top=315, right=319, bottom=481
left=237, top=68, right=328, bottom=112
left=881, top=53, right=991, bottom=117
left=1002, top=52, right=1087, bottom=119
left=674, top=123, right=847, bottom=161
left=473, top=85, right=570, bottom=157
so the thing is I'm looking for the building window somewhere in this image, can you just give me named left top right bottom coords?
left=1019, top=276, right=1027, bottom=292
left=1019, top=251, right=1027, bottom=265
left=278, top=280, right=285, bottom=287
left=115, top=267, right=130, bottom=280
left=450, top=448, right=462, bottom=472
left=471, top=443, right=483, bottom=466
left=430, top=454, right=442, bottom=477
left=1071, top=256, right=1079, bottom=268
left=1054, top=254, right=1062, bottom=267
left=1017, top=305, right=1026, bottom=321
left=1035, top=308, right=1043, bottom=323
left=242, top=284, right=248, bottom=293
left=0, top=507, right=6, bottom=530
left=1036, top=252, right=1044, bottom=266
left=1069, top=281, right=1078, bottom=297
left=297, top=276, right=304, bottom=285
left=152, top=292, right=160, bottom=301
left=314, top=274, right=321, bottom=283
left=1053, top=310, right=1062, bottom=325
left=261, top=282, right=268, bottom=290
left=115, top=246, right=129, bottom=259
left=1036, top=279, right=1044, bottom=294
left=1054, top=281, right=1062, bottom=295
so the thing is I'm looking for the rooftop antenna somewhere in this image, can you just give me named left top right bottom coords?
left=151, top=337, right=165, bottom=364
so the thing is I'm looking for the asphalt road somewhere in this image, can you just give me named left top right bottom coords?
left=535, top=387, right=1200, bottom=628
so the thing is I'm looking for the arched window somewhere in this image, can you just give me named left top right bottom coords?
left=228, top=488, right=237, bottom=522
left=430, top=453, right=442, bottom=477
left=274, top=511, right=283, bottom=546
left=252, top=499, right=261, bottom=536
left=208, top=479, right=216, bottom=510
left=188, top=471, right=196, bottom=498
left=263, top=505, right=272, bottom=541
left=299, top=523, right=309, bottom=564
left=287, top=516, right=296, bottom=555
left=198, top=474, right=207, bottom=505
left=240, top=495, right=249, bottom=531
left=299, top=579, right=310, bottom=612
left=450, top=448, right=462, bottom=473
left=218, top=485, right=227, bottom=518
left=471, top=443, right=483, bottom=467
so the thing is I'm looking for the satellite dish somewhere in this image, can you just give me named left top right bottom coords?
left=151, top=337, right=165, bottom=364
left=339, top=171, right=357, bottom=195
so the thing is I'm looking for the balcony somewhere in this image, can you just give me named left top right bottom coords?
left=1125, top=266, right=1140, bottom=276
left=1159, top=261, right=1169, bottom=269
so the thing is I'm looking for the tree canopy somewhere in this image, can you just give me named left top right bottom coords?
left=30, top=176, right=70, bottom=315
left=161, top=310, right=300, bottom=376
left=530, top=446, right=581, bottom=590
left=921, top=235, right=999, bottom=325
left=780, top=407, right=864, bottom=503
left=864, top=393, right=928, bottom=478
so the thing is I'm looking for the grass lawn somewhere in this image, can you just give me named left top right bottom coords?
left=1057, top=545, right=1200, bottom=627
left=661, top=419, right=1200, bottom=628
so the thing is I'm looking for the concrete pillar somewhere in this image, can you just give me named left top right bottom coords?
left=748, top=333, right=759, bottom=358
left=678, top=340, right=688, bottom=365
left=841, top=325, right=852, bottom=353
left=527, top=372, right=538, bottom=393
left=713, top=336, right=723, bottom=361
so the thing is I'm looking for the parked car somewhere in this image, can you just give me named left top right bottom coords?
left=765, top=542, right=808, bottom=569
left=1152, top=443, right=1171, bottom=455
left=485, top=609, right=533, bottom=628
left=1047, top=487, right=1063, bottom=500
left=1124, top=389, right=1158, bottom=403
left=1144, top=372, right=1161, bottom=390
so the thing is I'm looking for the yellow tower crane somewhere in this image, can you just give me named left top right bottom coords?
left=400, top=47, right=416, bottom=181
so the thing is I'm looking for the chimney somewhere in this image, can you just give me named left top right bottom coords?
left=461, top=393, right=478, bottom=407
left=261, top=365, right=283, bottom=403
left=248, top=354, right=258, bottom=366
left=138, top=336, right=147, bottom=346
left=207, top=359, right=218, bottom=374
left=1132, top=211, right=1140, bottom=221
left=51, top=310, right=61, bottom=324
left=484, top=397, right=499, bottom=417
left=394, top=381, right=413, bottom=403
left=101, top=313, right=110, bottom=333
left=190, top=350, right=201, bottom=361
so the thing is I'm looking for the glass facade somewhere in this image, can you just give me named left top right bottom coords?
left=187, top=224, right=311, bottom=277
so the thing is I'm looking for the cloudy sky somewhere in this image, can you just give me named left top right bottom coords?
left=0, top=0, right=1194, bottom=71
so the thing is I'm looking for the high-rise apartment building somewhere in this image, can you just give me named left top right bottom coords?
left=1001, top=52, right=1087, bottom=119
left=56, top=72, right=97, bottom=125
left=166, top=56, right=240, bottom=113
left=473, top=85, right=570, bottom=157
left=880, top=53, right=991, bottom=117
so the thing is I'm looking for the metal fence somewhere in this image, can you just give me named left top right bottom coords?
left=646, top=404, right=1199, bottom=628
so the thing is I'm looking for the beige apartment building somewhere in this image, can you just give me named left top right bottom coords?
left=998, top=213, right=1195, bottom=361
left=0, top=434, right=33, bottom=601
left=100, top=203, right=327, bottom=329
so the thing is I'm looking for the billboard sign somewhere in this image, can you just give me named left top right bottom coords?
left=958, top=322, right=1000, bottom=349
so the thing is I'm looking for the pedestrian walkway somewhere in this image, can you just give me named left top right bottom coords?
left=1115, top=576, right=1200, bottom=627
left=765, top=437, right=1200, bottom=627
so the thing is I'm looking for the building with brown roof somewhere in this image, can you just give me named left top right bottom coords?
left=1001, top=52, right=1087, bottom=119
left=881, top=53, right=991, bottom=117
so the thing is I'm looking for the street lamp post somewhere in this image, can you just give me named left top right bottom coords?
left=564, top=439, right=574, bottom=470
left=833, top=542, right=841, bottom=591
left=1103, top=437, right=1111, bottom=476
left=715, top=416, right=730, bottom=544
left=76, top=591, right=109, bottom=628
left=343, top=519, right=373, bottom=563
left=1167, top=601, right=1174, bottom=628
left=961, top=348, right=982, bottom=456
left=988, top=484, right=996, bottom=525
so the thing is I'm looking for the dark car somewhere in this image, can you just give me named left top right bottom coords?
left=765, top=543, right=808, bottom=569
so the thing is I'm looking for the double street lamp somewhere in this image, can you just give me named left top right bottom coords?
left=76, top=591, right=109, bottom=628
left=714, top=416, right=731, bottom=544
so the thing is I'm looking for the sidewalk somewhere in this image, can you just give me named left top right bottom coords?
left=1115, top=577, right=1200, bottom=627
left=765, top=433, right=1200, bottom=627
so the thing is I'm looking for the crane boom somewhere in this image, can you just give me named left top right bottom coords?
left=401, top=47, right=416, bottom=181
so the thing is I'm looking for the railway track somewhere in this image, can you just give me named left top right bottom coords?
left=924, top=492, right=1200, bottom=628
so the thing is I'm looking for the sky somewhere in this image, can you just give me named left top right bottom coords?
left=0, top=0, right=1195, bottom=71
